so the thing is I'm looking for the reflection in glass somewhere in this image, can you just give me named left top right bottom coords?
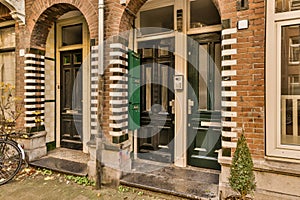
left=190, top=0, right=220, bottom=28
left=199, top=44, right=208, bottom=110
left=140, top=6, right=174, bottom=35
left=281, top=24, right=300, bottom=145
left=161, top=65, right=168, bottom=112
left=146, top=67, right=152, bottom=111
left=62, top=24, right=82, bottom=46
left=276, top=0, right=300, bottom=13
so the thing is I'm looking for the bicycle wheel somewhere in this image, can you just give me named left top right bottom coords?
left=0, top=139, right=23, bottom=185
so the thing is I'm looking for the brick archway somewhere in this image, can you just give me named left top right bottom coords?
left=28, top=0, right=98, bottom=49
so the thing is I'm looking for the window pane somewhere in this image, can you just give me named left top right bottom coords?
left=214, top=43, right=221, bottom=111
left=276, top=0, right=300, bottom=13
left=190, top=0, right=220, bottom=28
left=281, top=24, right=300, bottom=145
left=140, top=6, right=174, bottom=35
left=199, top=44, right=208, bottom=110
left=0, top=26, right=15, bottom=48
left=62, top=24, right=82, bottom=46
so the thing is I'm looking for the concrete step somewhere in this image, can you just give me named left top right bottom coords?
left=30, top=156, right=88, bottom=176
left=121, top=160, right=220, bottom=200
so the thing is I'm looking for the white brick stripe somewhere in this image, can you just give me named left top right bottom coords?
left=109, top=59, right=128, bottom=66
left=222, top=80, right=237, bottom=87
left=222, top=121, right=237, bottom=128
left=222, top=38, right=237, bottom=46
left=109, top=114, right=128, bottom=120
left=109, top=121, right=128, bottom=128
left=24, top=86, right=45, bottom=90
left=222, top=131, right=237, bottom=138
left=222, top=111, right=237, bottom=117
left=110, top=68, right=128, bottom=73
left=110, top=84, right=128, bottom=89
left=25, top=110, right=44, bottom=115
left=110, top=51, right=128, bottom=58
left=222, top=101, right=237, bottom=107
left=109, top=76, right=128, bottom=81
left=109, top=131, right=126, bottom=137
left=222, top=60, right=237, bottom=67
left=24, top=104, right=44, bottom=109
left=222, top=141, right=237, bottom=148
left=222, top=91, right=237, bottom=97
left=109, top=99, right=128, bottom=104
left=110, top=43, right=128, bottom=51
left=25, top=60, right=45, bottom=65
left=222, top=49, right=237, bottom=56
left=222, top=70, right=236, bottom=77
left=110, top=107, right=128, bottom=113
left=109, top=92, right=128, bottom=97
left=25, top=54, right=45, bottom=59
left=222, top=28, right=237, bottom=35
left=25, top=79, right=45, bottom=83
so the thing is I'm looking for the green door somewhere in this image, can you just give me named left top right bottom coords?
left=187, top=33, right=222, bottom=170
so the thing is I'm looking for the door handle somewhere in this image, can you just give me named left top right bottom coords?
left=188, top=99, right=194, bottom=114
left=169, top=99, right=175, bottom=114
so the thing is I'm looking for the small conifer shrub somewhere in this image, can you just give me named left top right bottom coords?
left=228, top=133, right=256, bottom=200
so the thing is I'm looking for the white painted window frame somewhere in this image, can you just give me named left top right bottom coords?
left=266, top=1, right=300, bottom=160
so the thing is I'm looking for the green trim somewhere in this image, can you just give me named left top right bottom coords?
left=47, top=141, right=56, bottom=151
left=112, top=134, right=129, bottom=144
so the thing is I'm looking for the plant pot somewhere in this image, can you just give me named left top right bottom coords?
left=15, top=131, right=47, bottom=162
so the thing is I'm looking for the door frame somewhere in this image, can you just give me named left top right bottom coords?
left=55, top=14, right=90, bottom=153
left=134, top=0, right=222, bottom=167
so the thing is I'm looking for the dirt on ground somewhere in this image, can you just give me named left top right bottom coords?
left=0, top=166, right=190, bottom=200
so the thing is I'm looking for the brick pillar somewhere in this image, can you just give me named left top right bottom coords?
left=24, top=51, right=45, bottom=131
left=221, top=24, right=238, bottom=156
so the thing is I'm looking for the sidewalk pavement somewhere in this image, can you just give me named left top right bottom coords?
left=0, top=167, right=189, bottom=200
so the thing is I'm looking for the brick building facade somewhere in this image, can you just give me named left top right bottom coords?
left=1, top=0, right=300, bottom=199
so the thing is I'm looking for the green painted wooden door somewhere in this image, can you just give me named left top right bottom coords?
left=187, top=33, right=222, bottom=170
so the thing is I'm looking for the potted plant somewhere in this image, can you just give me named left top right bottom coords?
left=227, top=131, right=256, bottom=200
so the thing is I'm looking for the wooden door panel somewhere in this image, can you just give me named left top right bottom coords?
left=187, top=34, right=222, bottom=170
left=138, top=38, right=175, bottom=163
left=60, top=50, right=83, bottom=150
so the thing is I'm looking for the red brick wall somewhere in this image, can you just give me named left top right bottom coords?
left=220, top=0, right=266, bottom=159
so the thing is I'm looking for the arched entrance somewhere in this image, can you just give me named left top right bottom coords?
left=28, top=4, right=92, bottom=153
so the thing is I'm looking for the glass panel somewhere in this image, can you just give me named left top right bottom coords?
left=74, top=53, right=82, bottom=64
left=140, top=6, right=174, bottom=35
left=0, top=26, right=15, bottom=48
left=276, top=0, right=300, bottom=12
left=0, top=52, right=15, bottom=85
left=161, top=65, right=168, bottom=112
left=62, top=24, right=82, bottom=46
left=63, top=55, right=71, bottom=65
left=199, top=44, right=208, bottom=110
left=214, top=43, right=221, bottom=110
left=146, top=67, right=152, bottom=111
left=281, top=24, right=300, bottom=145
left=190, top=0, right=220, bottom=28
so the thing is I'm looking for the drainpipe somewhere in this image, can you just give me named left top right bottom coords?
left=96, top=0, right=104, bottom=190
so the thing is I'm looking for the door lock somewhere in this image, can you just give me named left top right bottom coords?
left=169, top=99, right=175, bottom=114
left=188, top=99, right=194, bottom=114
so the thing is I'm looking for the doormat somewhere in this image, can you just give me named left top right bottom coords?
left=30, top=156, right=88, bottom=177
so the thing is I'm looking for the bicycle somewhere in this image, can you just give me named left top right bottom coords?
left=0, top=131, right=26, bottom=185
